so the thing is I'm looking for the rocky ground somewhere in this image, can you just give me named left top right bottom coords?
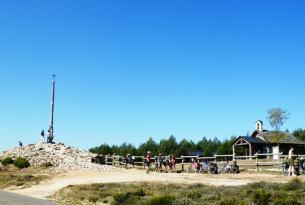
left=0, top=143, right=115, bottom=172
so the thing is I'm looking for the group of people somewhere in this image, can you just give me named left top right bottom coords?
left=190, top=158, right=202, bottom=173
left=145, top=151, right=177, bottom=173
left=124, top=147, right=300, bottom=176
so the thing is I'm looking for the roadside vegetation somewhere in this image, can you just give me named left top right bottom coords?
left=0, top=165, right=49, bottom=189
left=52, top=178, right=305, bottom=205
left=1, top=157, right=31, bottom=169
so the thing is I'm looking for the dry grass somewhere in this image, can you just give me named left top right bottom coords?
left=0, top=166, right=49, bottom=189
left=51, top=179, right=305, bottom=205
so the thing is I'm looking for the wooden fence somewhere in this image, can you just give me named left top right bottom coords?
left=104, top=153, right=305, bottom=172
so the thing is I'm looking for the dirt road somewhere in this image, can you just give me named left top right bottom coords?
left=5, top=169, right=303, bottom=200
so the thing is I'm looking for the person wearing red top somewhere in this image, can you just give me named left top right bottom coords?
left=145, top=151, right=151, bottom=173
left=195, top=159, right=201, bottom=173
left=171, top=155, right=177, bottom=173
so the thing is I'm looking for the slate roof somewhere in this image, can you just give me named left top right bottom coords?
left=237, top=136, right=267, bottom=144
left=250, top=130, right=305, bottom=145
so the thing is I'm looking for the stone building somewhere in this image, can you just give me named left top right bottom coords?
left=233, top=120, right=305, bottom=158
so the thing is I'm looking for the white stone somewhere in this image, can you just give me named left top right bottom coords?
left=0, top=143, right=116, bottom=172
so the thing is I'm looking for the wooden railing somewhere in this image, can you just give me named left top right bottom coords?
left=103, top=153, right=305, bottom=172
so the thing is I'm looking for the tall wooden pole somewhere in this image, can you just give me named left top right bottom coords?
left=48, top=74, right=55, bottom=143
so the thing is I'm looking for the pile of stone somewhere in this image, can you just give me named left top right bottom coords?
left=0, top=143, right=116, bottom=172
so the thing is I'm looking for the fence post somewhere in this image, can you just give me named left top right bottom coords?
left=256, top=157, right=259, bottom=172
left=143, top=156, right=145, bottom=169
left=181, top=156, right=184, bottom=172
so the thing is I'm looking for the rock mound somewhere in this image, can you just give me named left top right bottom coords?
left=0, top=143, right=115, bottom=172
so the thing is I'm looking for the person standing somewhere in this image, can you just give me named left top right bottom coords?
left=195, top=159, right=201, bottom=173
left=288, top=147, right=296, bottom=176
left=124, top=154, right=129, bottom=169
left=163, top=156, right=170, bottom=173
left=145, top=151, right=152, bottom=173
left=156, top=153, right=163, bottom=172
left=40, top=130, right=45, bottom=143
left=171, top=155, right=177, bottom=173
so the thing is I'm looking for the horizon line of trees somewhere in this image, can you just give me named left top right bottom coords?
left=89, top=128, right=305, bottom=157
left=90, top=108, right=305, bottom=157
left=89, top=135, right=236, bottom=157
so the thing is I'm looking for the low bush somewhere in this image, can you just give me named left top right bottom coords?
left=186, top=190, right=202, bottom=199
left=173, top=198, right=190, bottom=205
left=51, top=181, right=305, bottom=205
left=88, top=196, right=98, bottom=203
left=13, top=157, right=30, bottom=169
left=1, top=157, right=14, bottom=166
left=247, top=181, right=280, bottom=191
left=271, top=197, right=301, bottom=205
left=251, top=189, right=271, bottom=205
left=143, top=195, right=175, bottom=205
left=285, top=178, right=304, bottom=191
left=217, top=198, right=246, bottom=205
left=134, top=188, right=145, bottom=197
left=113, top=192, right=131, bottom=205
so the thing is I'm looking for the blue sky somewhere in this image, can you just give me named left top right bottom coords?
left=0, top=0, right=304, bottom=151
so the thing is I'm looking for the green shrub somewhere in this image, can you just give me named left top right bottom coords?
left=88, top=196, right=98, bottom=203
left=251, top=189, right=271, bottom=205
left=13, top=157, right=30, bottom=169
left=247, top=181, right=280, bottom=191
left=285, top=178, right=304, bottom=191
left=173, top=198, right=190, bottom=205
left=134, top=188, right=145, bottom=197
left=143, top=195, right=175, bottom=205
left=271, top=197, right=301, bottom=205
left=113, top=192, right=130, bottom=204
left=217, top=198, right=246, bottom=205
left=186, top=190, right=202, bottom=199
left=1, top=157, right=14, bottom=166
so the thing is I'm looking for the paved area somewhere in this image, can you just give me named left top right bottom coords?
left=0, top=191, right=57, bottom=205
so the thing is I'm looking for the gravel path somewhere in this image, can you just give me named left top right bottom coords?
left=6, top=169, right=302, bottom=200
left=0, top=190, right=57, bottom=205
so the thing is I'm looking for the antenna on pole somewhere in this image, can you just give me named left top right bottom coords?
left=47, top=74, right=56, bottom=143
